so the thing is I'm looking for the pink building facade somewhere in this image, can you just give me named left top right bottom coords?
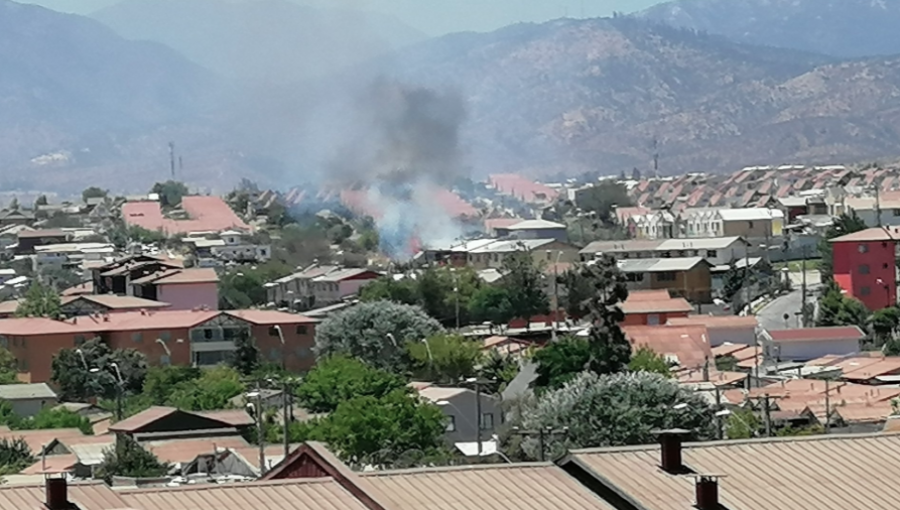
left=158, top=282, right=219, bottom=311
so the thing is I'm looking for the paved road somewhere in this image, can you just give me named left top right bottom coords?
left=757, top=271, right=822, bottom=331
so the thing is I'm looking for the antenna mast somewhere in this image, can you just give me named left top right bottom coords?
left=169, top=142, right=176, bottom=180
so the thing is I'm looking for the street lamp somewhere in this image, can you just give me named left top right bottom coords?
left=546, top=250, right=564, bottom=342
left=715, top=409, right=756, bottom=438
left=245, top=388, right=266, bottom=476
left=155, top=338, right=172, bottom=365
left=877, top=278, right=891, bottom=306
left=109, top=362, right=125, bottom=421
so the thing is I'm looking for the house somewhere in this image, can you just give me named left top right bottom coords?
left=14, top=228, right=69, bottom=255
left=265, top=264, right=340, bottom=310
left=467, top=239, right=579, bottom=270
left=122, top=196, right=251, bottom=236
left=618, top=257, right=714, bottom=303
left=716, top=207, right=784, bottom=239
left=0, top=208, right=35, bottom=228
left=0, top=383, right=57, bottom=417
left=184, top=230, right=271, bottom=267
left=33, top=242, right=115, bottom=273
left=620, top=325, right=711, bottom=369
left=58, top=295, right=171, bottom=316
left=109, top=406, right=252, bottom=439
left=620, top=290, right=693, bottom=326
left=762, top=326, right=866, bottom=362
left=580, top=237, right=749, bottom=267
left=557, top=431, right=900, bottom=510
left=0, top=309, right=317, bottom=382
left=495, top=219, right=568, bottom=242
left=415, top=383, right=502, bottom=452
left=630, top=209, right=676, bottom=239
left=130, top=268, right=219, bottom=311
left=830, top=227, right=897, bottom=310
left=0, top=224, right=33, bottom=250
left=846, top=191, right=900, bottom=227
left=667, top=315, right=759, bottom=347
left=91, top=254, right=183, bottom=296
left=678, top=207, right=724, bottom=238
left=309, top=269, right=381, bottom=309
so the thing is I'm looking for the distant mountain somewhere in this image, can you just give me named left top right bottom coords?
left=370, top=17, right=900, bottom=177
left=635, top=0, right=900, bottom=58
left=91, top=0, right=427, bottom=84
left=0, top=0, right=216, bottom=183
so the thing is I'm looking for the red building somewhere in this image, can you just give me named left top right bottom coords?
left=830, top=227, right=897, bottom=310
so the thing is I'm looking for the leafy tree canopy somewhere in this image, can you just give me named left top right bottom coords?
left=218, top=260, right=293, bottom=309
left=95, top=435, right=169, bottom=483
left=533, top=336, right=591, bottom=390
left=513, top=371, right=715, bottom=459
left=15, top=281, right=62, bottom=319
left=816, top=280, right=869, bottom=329
left=0, top=348, right=19, bottom=384
left=150, top=180, right=189, bottom=208
left=295, top=356, right=407, bottom=414
left=82, top=186, right=108, bottom=203
left=500, top=249, right=550, bottom=325
left=628, top=346, right=672, bottom=377
left=361, top=267, right=483, bottom=328
left=0, top=438, right=34, bottom=475
left=315, top=300, right=443, bottom=373
left=230, top=330, right=260, bottom=376
left=408, top=333, right=483, bottom=384
left=468, top=285, right=514, bottom=326
left=577, top=181, right=634, bottom=225
left=165, top=366, right=245, bottom=411
left=51, top=339, right=148, bottom=402
left=581, top=255, right=632, bottom=375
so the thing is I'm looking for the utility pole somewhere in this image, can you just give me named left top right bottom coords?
left=253, top=381, right=266, bottom=476
left=875, top=185, right=882, bottom=227
left=475, top=380, right=482, bottom=456
left=168, top=142, right=176, bottom=180
left=283, top=380, right=291, bottom=458
left=824, top=378, right=831, bottom=434
left=801, top=244, right=808, bottom=327
left=746, top=393, right=783, bottom=437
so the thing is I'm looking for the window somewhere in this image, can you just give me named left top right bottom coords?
left=861, top=286, right=872, bottom=296
left=625, top=273, right=644, bottom=283
left=706, top=250, right=717, bottom=258
left=893, top=209, right=900, bottom=216
left=885, top=263, right=890, bottom=269
left=647, top=314, right=660, bottom=325
left=159, top=331, right=171, bottom=342
left=859, top=244, right=869, bottom=253
left=204, top=329, right=214, bottom=340
left=748, top=221, right=754, bottom=228
left=657, top=272, right=677, bottom=282
left=0, top=336, right=7, bottom=349
left=445, top=415, right=456, bottom=432
left=269, top=326, right=280, bottom=337
left=160, top=355, right=171, bottom=366
left=480, top=413, right=494, bottom=430
left=296, top=325, right=308, bottom=335
left=859, top=264, right=871, bottom=275
left=131, top=332, right=143, bottom=343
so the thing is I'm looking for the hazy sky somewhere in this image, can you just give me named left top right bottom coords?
left=21, top=0, right=670, bottom=35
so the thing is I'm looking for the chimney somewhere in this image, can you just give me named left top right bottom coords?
left=695, top=475, right=720, bottom=510
left=45, top=477, right=69, bottom=510
left=654, top=429, right=690, bottom=474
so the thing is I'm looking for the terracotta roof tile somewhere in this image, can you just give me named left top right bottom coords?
left=143, top=436, right=249, bottom=464
left=622, top=325, right=711, bottom=369
left=765, top=326, right=865, bottom=343
left=620, top=298, right=693, bottom=314
left=21, top=454, right=77, bottom=474
left=123, top=196, right=250, bottom=235
left=0, top=481, right=127, bottom=509
left=0, top=428, right=85, bottom=455
left=108, top=406, right=178, bottom=433
left=668, top=315, right=759, bottom=329
left=226, top=310, right=317, bottom=325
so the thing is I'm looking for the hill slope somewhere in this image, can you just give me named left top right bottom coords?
left=635, top=0, right=900, bottom=58
left=0, top=0, right=215, bottom=180
left=92, top=0, right=427, bottom=84
left=372, top=17, right=900, bottom=177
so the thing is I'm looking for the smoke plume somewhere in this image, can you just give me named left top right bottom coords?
left=329, top=79, right=468, bottom=259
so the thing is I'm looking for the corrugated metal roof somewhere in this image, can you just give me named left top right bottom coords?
left=766, top=326, right=865, bottom=343
left=580, top=239, right=665, bottom=255
left=829, top=227, right=896, bottom=243
left=668, top=315, right=759, bottom=329
left=68, top=441, right=115, bottom=466
left=656, top=237, right=746, bottom=251
left=143, top=436, right=249, bottom=464
left=0, top=383, right=56, bottom=400
left=362, top=463, right=617, bottom=510
left=618, top=257, right=708, bottom=273
left=469, top=239, right=558, bottom=253
left=109, top=406, right=178, bottom=433
left=0, top=428, right=85, bottom=455
left=119, top=478, right=372, bottom=510
left=620, top=298, right=693, bottom=314
left=568, top=433, right=900, bottom=510
left=505, top=219, right=566, bottom=230
left=0, top=481, right=127, bottom=509
left=226, top=310, right=317, bottom=325
left=717, top=208, right=784, bottom=221
left=622, top=325, right=711, bottom=369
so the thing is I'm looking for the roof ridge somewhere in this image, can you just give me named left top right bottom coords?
left=359, top=461, right=555, bottom=477
left=120, top=476, right=338, bottom=494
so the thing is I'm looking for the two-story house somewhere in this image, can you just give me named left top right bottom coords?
left=467, top=239, right=580, bottom=270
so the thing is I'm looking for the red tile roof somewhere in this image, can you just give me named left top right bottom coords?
left=625, top=290, right=672, bottom=301
left=766, top=326, right=866, bottom=343
left=340, top=187, right=477, bottom=220
left=668, top=315, right=759, bottom=329
left=488, top=174, right=559, bottom=203
left=829, top=227, right=896, bottom=243
left=620, top=298, right=693, bottom=314
left=622, top=325, right=711, bottom=369
left=108, top=406, right=179, bottom=433
left=122, top=196, right=250, bottom=235
left=152, top=268, right=219, bottom=285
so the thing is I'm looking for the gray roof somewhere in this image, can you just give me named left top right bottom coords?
left=313, top=268, right=379, bottom=282
left=0, top=383, right=56, bottom=400
left=469, top=239, right=557, bottom=253
left=504, top=219, right=566, bottom=230
left=618, top=256, right=710, bottom=273
left=656, top=237, right=747, bottom=251
left=580, top=239, right=665, bottom=255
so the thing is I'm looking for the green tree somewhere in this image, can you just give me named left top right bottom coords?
left=817, top=281, right=869, bottom=329
left=577, top=181, right=634, bottom=225
left=581, top=255, right=632, bottom=375
left=126, top=226, right=167, bottom=245
left=513, top=371, right=715, bottom=459
left=51, top=339, right=148, bottom=401
left=359, top=277, right=419, bottom=305
left=478, top=350, right=520, bottom=394
left=0, top=348, right=19, bottom=384
left=501, top=249, right=550, bottom=325
left=315, top=389, right=447, bottom=466
left=33, top=195, right=48, bottom=208
left=628, top=346, right=672, bottom=377
left=819, top=211, right=867, bottom=281
left=315, top=301, right=443, bottom=373
left=8, top=198, right=18, bottom=211
left=95, top=435, right=169, bottom=483
left=870, top=307, right=900, bottom=345
left=715, top=355, right=738, bottom=372
left=725, top=408, right=760, bottom=439
left=468, top=286, right=514, bottom=325
left=218, top=261, right=292, bottom=309
left=42, top=267, right=83, bottom=293
left=408, top=333, right=483, bottom=384
left=151, top=180, right=189, bottom=208
left=82, top=187, right=108, bottom=203
left=165, top=366, right=245, bottom=411
left=230, top=330, right=260, bottom=376
left=0, top=438, right=34, bottom=475
left=15, top=281, right=62, bottom=319
left=143, top=366, right=201, bottom=406
left=557, top=266, right=594, bottom=319
left=721, top=259, right=745, bottom=302
left=295, top=356, right=407, bottom=414
left=17, top=408, right=93, bottom=435
left=361, top=268, right=482, bottom=328
left=533, top=336, right=591, bottom=390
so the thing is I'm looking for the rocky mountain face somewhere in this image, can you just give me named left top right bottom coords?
left=635, top=0, right=900, bottom=58
left=91, top=0, right=426, bottom=84
left=0, top=0, right=220, bottom=188
left=377, top=17, right=900, bottom=177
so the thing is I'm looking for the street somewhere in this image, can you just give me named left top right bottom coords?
left=756, top=271, right=821, bottom=331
